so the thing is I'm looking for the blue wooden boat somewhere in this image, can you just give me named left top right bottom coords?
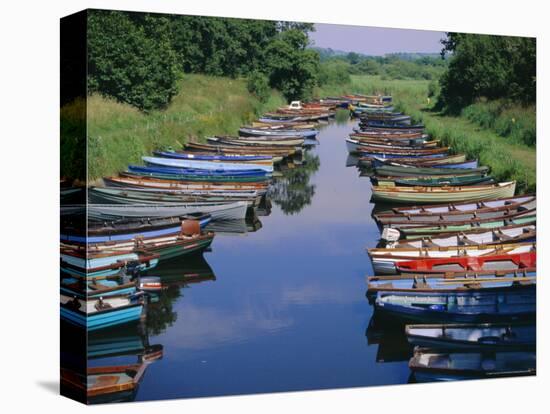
left=361, top=121, right=425, bottom=129
left=128, top=165, right=270, bottom=178
left=374, top=287, right=535, bottom=323
left=60, top=292, right=145, bottom=331
left=143, top=156, right=274, bottom=173
left=152, top=150, right=273, bottom=162
left=239, top=127, right=317, bottom=138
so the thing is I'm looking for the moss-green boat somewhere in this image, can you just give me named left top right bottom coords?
left=371, top=181, right=516, bottom=204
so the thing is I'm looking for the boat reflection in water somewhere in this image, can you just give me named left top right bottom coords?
left=142, top=253, right=217, bottom=335
left=365, top=316, right=412, bottom=364
left=61, top=320, right=163, bottom=405
left=206, top=214, right=263, bottom=235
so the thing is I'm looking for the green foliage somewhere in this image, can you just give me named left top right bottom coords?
left=247, top=71, right=271, bottom=103
left=87, top=11, right=319, bottom=108
left=318, top=60, right=351, bottom=86
left=313, top=49, right=447, bottom=81
left=168, top=16, right=279, bottom=77
left=88, top=10, right=180, bottom=111
left=60, top=98, right=87, bottom=181
left=439, top=33, right=536, bottom=111
left=461, top=100, right=536, bottom=146
left=427, top=80, right=439, bottom=97
left=84, top=74, right=285, bottom=180
left=265, top=29, right=319, bottom=101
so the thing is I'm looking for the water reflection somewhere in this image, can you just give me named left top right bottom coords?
left=61, top=320, right=164, bottom=404
left=268, top=151, right=321, bottom=215
left=366, top=315, right=411, bottom=363
left=144, top=254, right=217, bottom=335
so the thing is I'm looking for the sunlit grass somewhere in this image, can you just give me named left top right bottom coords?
left=68, top=74, right=286, bottom=180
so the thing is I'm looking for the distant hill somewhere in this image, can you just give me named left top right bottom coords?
left=311, top=47, right=442, bottom=61
left=386, top=52, right=442, bottom=60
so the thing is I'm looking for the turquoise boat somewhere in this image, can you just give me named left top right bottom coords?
left=60, top=293, right=145, bottom=331
left=60, top=251, right=160, bottom=279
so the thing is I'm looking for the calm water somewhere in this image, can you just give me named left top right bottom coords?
left=88, top=116, right=412, bottom=401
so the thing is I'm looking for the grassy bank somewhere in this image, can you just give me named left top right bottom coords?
left=61, top=74, right=286, bottom=181
left=317, top=76, right=536, bottom=193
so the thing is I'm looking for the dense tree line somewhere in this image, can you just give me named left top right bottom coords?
left=87, top=10, right=318, bottom=110
left=438, top=33, right=536, bottom=112
left=314, top=48, right=447, bottom=81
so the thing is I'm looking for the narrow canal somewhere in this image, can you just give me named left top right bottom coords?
left=90, top=114, right=412, bottom=401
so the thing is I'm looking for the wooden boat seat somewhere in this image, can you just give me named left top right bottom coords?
left=422, top=239, right=439, bottom=248
left=458, top=235, right=479, bottom=246
left=90, top=375, right=120, bottom=389
left=463, top=282, right=483, bottom=289
left=413, top=276, right=431, bottom=289
left=493, top=230, right=513, bottom=242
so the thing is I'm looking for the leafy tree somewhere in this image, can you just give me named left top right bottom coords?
left=265, top=29, right=319, bottom=101
left=318, top=60, right=351, bottom=85
left=87, top=10, right=180, bottom=111
left=439, top=33, right=536, bottom=111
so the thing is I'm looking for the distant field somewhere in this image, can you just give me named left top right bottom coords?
left=65, top=74, right=286, bottom=181
left=331, top=75, right=536, bottom=193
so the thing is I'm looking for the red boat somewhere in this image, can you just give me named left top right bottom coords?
left=395, top=251, right=536, bottom=274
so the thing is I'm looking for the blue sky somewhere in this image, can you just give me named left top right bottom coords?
left=310, top=23, right=446, bottom=55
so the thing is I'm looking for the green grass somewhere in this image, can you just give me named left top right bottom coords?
left=63, top=73, right=536, bottom=192
left=461, top=100, right=536, bottom=147
left=322, top=75, right=535, bottom=194
left=61, top=74, right=286, bottom=181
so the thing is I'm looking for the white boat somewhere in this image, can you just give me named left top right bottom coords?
left=87, top=201, right=249, bottom=221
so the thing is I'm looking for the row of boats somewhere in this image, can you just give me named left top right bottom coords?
left=347, top=97, right=536, bottom=382
left=59, top=97, right=345, bottom=403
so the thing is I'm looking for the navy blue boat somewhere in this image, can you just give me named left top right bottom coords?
left=128, top=165, right=270, bottom=178
left=152, top=150, right=272, bottom=162
left=374, top=287, right=535, bottom=324
left=361, top=122, right=425, bottom=129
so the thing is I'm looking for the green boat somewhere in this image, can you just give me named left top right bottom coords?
left=144, top=234, right=215, bottom=260
left=375, top=175, right=495, bottom=187
left=399, top=214, right=537, bottom=239
left=375, top=164, right=490, bottom=177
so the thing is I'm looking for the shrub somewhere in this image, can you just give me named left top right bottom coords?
left=247, top=71, right=271, bottom=103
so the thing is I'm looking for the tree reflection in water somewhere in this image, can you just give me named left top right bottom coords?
left=268, top=150, right=320, bottom=215
left=144, top=254, right=216, bottom=335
